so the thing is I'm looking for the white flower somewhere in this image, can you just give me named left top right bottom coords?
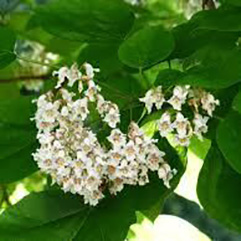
left=124, top=140, right=137, bottom=161
left=103, top=108, right=120, bottom=128
left=60, top=88, right=75, bottom=102
left=193, top=113, right=209, bottom=140
left=72, top=97, right=89, bottom=121
left=67, top=63, right=82, bottom=87
left=83, top=62, right=100, bottom=80
left=172, top=112, right=191, bottom=136
left=85, top=80, right=101, bottom=102
left=167, top=85, right=189, bottom=111
left=61, top=106, right=69, bottom=117
left=128, top=121, right=148, bottom=145
left=153, top=86, right=165, bottom=110
left=201, top=92, right=220, bottom=116
left=139, top=89, right=154, bottom=114
left=147, top=148, right=165, bottom=171
left=158, top=164, right=177, bottom=188
left=107, top=129, right=126, bottom=148
left=53, top=66, right=69, bottom=89
left=139, top=86, right=165, bottom=114
left=109, top=178, right=124, bottom=194
left=158, top=112, right=173, bottom=137
left=37, top=132, right=54, bottom=145
left=175, top=132, right=191, bottom=147
left=41, top=101, right=60, bottom=124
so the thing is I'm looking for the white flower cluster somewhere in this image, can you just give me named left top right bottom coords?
left=140, top=85, right=219, bottom=146
left=32, top=63, right=175, bottom=206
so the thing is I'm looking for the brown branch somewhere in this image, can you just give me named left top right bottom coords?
left=0, top=74, right=51, bottom=84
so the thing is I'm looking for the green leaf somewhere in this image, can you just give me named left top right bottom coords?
left=78, top=43, right=123, bottom=75
left=224, top=0, right=241, bottom=6
left=118, top=25, right=175, bottom=69
left=170, top=20, right=238, bottom=60
left=197, top=143, right=241, bottom=232
left=179, top=49, right=241, bottom=89
left=0, top=189, right=135, bottom=241
left=0, top=96, right=34, bottom=126
left=192, top=7, right=241, bottom=32
left=0, top=191, right=87, bottom=241
left=0, top=124, right=37, bottom=184
left=0, top=27, right=16, bottom=51
left=36, top=0, right=134, bottom=43
left=0, top=96, right=38, bottom=183
left=0, top=27, right=16, bottom=69
left=0, top=51, right=16, bottom=69
left=233, top=89, right=241, bottom=114
left=73, top=191, right=136, bottom=241
left=217, top=110, right=241, bottom=173
left=155, top=69, right=184, bottom=88
left=189, top=137, right=211, bottom=161
left=0, top=190, right=84, bottom=229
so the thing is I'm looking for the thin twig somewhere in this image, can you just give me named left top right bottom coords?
left=0, top=74, right=51, bottom=83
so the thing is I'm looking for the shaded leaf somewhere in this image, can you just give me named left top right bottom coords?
left=0, top=27, right=16, bottom=69
left=118, top=25, right=174, bottom=69
left=179, top=49, right=241, bottom=89
left=0, top=96, right=38, bottom=183
left=217, top=110, right=241, bottom=173
left=0, top=191, right=86, bottom=241
left=36, top=0, right=134, bottom=43
left=155, top=69, right=184, bottom=88
left=192, top=7, right=241, bottom=32
left=197, top=143, right=241, bottom=232
left=0, top=51, right=16, bottom=69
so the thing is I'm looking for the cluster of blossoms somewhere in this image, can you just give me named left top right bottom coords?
left=140, top=85, right=220, bottom=146
left=32, top=63, right=175, bottom=206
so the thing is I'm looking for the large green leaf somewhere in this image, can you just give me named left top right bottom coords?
left=0, top=191, right=87, bottom=241
left=0, top=27, right=16, bottom=69
left=191, top=7, right=241, bottom=32
left=0, top=124, right=37, bottom=184
left=0, top=97, right=34, bottom=126
left=0, top=96, right=38, bottom=183
left=197, top=143, right=241, bottom=232
left=170, top=19, right=238, bottom=60
left=0, top=190, right=84, bottom=229
left=0, top=190, right=135, bottom=241
left=216, top=110, right=241, bottom=173
left=36, top=0, right=134, bottom=43
left=118, top=25, right=175, bottom=69
left=179, top=49, right=241, bottom=89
